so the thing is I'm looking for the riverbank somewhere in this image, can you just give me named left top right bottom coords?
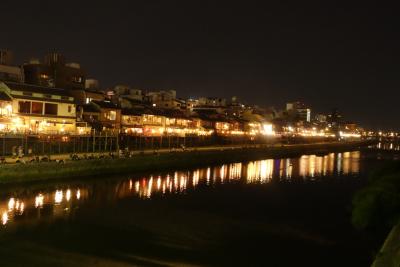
left=0, top=140, right=372, bottom=185
left=372, top=223, right=400, bottom=267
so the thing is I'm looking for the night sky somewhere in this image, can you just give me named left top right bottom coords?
left=1, top=1, right=398, bottom=130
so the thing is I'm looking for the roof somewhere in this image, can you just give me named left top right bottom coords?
left=0, top=91, right=12, bottom=101
left=92, top=100, right=120, bottom=109
left=82, top=103, right=100, bottom=113
left=120, top=96, right=145, bottom=104
left=85, top=89, right=105, bottom=95
left=159, top=108, right=189, bottom=119
left=4, top=81, right=72, bottom=97
left=121, top=108, right=143, bottom=116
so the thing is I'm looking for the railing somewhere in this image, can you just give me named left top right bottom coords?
left=0, top=132, right=282, bottom=157
left=0, top=131, right=342, bottom=158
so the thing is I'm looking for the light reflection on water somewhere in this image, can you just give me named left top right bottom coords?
left=374, top=142, right=400, bottom=151
left=0, top=151, right=361, bottom=227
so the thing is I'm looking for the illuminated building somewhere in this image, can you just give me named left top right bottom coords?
left=121, top=107, right=214, bottom=137
left=0, top=81, right=76, bottom=134
left=121, top=109, right=144, bottom=135
left=80, top=100, right=121, bottom=130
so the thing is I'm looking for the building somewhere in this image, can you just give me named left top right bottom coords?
left=0, top=50, right=24, bottom=83
left=198, top=97, right=227, bottom=107
left=146, top=90, right=185, bottom=110
left=0, top=64, right=23, bottom=83
left=163, top=109, right=194, bottom=136
left=286, top=102, right=311, bottom=122
left=23, top=53, right=86, bottom=104
left=114, top=85, right=143, bottom=101
left=0, top=81, right=76, bottom=134
left=112, top=85, right=144, bottom=109
left=121, top=108, right=166, bottom=136
left=85, top=79, right=100, bottom=90
left=315, top=114, right=327, bottom=123
left=84, top=89, right=105, bottom=104
left=121, top=108, right=144, bottom=134
left=327, top=108, right=342, bottom=127
left=0, top=49, right=13, bottom=65
left=121, top=107, right=213, bottom=137
left=187, top=97, right=226, bottom=114
left=81, top=100, right=121, bottom=131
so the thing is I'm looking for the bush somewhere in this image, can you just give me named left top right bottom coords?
left=352, top=162, right=400, bottom=231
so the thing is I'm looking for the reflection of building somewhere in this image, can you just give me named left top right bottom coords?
left=0, top=81, right=76, bottom=134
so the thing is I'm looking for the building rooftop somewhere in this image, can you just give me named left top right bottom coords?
left=82, top=103, right=100, bottom=113
left=92, top=100, right=120, bottom=109
left=85, top=89, right=104, bottom=95
left=4, top=81, right=72, bottom=97
left=121, top=108, right=144, bottom=116
left=0, top=91, right=12, bottom=101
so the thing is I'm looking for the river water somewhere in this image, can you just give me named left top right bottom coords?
left=0, top=147, right=397, bottom=266
left=0, top=151, right=365, bottom=226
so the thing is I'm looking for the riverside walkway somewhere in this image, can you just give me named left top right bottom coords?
left=1, top=141, right=368, bottom=164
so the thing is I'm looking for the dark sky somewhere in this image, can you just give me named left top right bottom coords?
left=1, top=1, right=398, bottom=130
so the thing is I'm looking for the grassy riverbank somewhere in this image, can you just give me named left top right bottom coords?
left=372, top=223, right=400, bottom=267
left=0, top=141, right=371, bottom=185
left=352, top=161, right=400, bottom=266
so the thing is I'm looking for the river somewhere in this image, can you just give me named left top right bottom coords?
left=0, top=147, right=397, bottom=266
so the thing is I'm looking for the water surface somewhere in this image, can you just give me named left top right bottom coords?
left=0, top=151, right=364, bottom=226
left=0, top=149, right=391, bottom=266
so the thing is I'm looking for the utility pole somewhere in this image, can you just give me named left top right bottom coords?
left=92, top=129, right=95, bottom=153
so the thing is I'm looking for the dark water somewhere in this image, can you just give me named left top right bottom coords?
left=0, top=151, right=364, bottom=226
left=0, top=148, right=395, bottom=266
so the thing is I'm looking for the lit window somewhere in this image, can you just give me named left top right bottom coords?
left=105, top=110, right=116, bottom=121
left=0, top=104, right=12, bottom=116
left=72, top=76, right=83, bottom=83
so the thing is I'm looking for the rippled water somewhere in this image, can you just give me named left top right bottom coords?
left=0, top=151, right=364, bottom=227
